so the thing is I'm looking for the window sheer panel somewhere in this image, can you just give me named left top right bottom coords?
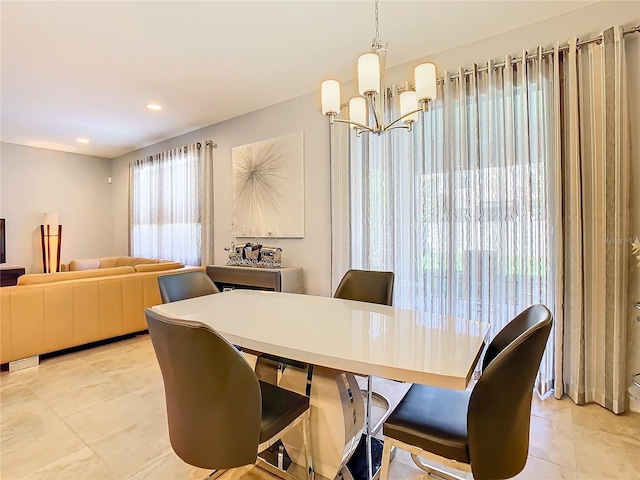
left=130, top=143, right=214, bottom=266
left=343, top=53, right=557, bottom=395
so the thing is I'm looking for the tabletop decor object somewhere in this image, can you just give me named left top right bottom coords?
left=225, top=241, right=283, bottom=268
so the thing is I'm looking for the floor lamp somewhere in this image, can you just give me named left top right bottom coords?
left=41, top=213, right=62, bottom=273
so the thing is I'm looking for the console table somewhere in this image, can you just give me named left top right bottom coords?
left=206, top=265, right=303, bottom=293
left=0, top=265, right=25, bottom=287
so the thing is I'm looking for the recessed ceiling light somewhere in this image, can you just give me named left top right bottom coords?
left=77, top=138, right=90, bottom=144
left=146, top=104, right=162, bottom=111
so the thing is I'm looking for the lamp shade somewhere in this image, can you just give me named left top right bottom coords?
left=358, top=53, right=380, bottom=95
left=321, top=80, right=341, bottom=115
left=348, top=97, right=367, bottom=128
left=415, top=63, right=437, bottom=102
left=43, top=213, right=59, bottom=227
left=400, top=91, right=419, bottom=123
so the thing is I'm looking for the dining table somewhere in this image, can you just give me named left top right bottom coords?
left=151, top=289, right=490, bottom=480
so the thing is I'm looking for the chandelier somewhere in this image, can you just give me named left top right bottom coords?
left=320, top=0, right=437, bottom=136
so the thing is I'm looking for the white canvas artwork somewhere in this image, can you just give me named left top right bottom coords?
left=232, top=132, right=304, bottom=238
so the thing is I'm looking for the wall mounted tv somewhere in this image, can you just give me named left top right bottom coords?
left=0, top=218, right=5, bottom=264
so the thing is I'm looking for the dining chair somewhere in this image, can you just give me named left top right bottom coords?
left=157, top=270, right=219, bottom=303
left=379, top=304, right=553, bottom=480
left=145, top=308, right=314, bottom=479
left=334, top=269, right=395, bottom=435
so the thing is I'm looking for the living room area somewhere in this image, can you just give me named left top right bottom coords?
left=2, top=1, right=640, bottom=479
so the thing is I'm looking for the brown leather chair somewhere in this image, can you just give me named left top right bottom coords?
left=145, top=308, right=313, bottom=478
left=157, top=270, right=219, bottom=303
left=334, top=269, right=394, bottom=307
left=380, top=304, right=553, bottom=480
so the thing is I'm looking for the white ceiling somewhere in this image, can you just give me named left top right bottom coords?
left=1, top=0, right=597, bottom=159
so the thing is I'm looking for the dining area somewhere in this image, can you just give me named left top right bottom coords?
left=147, top=269, right=552, bottom=480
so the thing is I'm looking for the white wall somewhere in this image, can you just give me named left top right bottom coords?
left=0, top=143, right=114, bottom=273
left=110, top=93, right=332, bottom=296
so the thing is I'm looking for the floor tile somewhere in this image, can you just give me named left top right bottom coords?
left=513, top=456, right=578, bottom=480
left=0, top=397, right=60, bottom=441
left=573, top=424, right=640, bottom=479
left=106, top=361, right=163, bottom=395
left=18, top=445, right=119, bottom=480
left=528, top=414, right=577, bottom=470
left=0, top=382, right=39, bottom=408
left=38, top=373, right=134, bottom=419
left=63, top=392, right=153, bottom=444
left=570, top=402, right=640, bottom=446
left=89, top=413, right=172, bottom=479
left=0, top=419, right=85, bottom=479
left=531, top=393, right=575, bottom=425
left=124, top=452, right=214, bottom=480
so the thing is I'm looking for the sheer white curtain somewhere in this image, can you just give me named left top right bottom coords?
left=333, top=51, right=557, bottom=394
left=129, top=142, right=214, bottom=266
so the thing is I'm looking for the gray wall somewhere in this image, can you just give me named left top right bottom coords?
left=0, top=143, right=113, bottom=273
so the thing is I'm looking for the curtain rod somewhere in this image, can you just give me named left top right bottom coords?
left=189, top=140, right=217, bottom=149
left=341, top=25, right=639, bottom=105
left=131, top=139, right=217, bottom=165
left=444, top=25, right=639, bottom=81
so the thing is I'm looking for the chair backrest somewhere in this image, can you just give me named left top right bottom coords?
left=467, top=304, right=553, bottom=480
left=158, top=270, right=220, bottom=303
left=334, top=269, right=394, bottom=306
left=145, top=308, right=261, bottom=469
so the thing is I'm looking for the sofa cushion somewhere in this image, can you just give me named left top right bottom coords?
left=69, top=258, right=101, bottom=271
left=18, top=266, right=135, bottom=285
left=115, top=257, right=160, bottom=267
left=134, top=262, right=184, bottom=273
left=68, top=256, right=168, bottom=271
left=99, top=257, right=120, bottom=268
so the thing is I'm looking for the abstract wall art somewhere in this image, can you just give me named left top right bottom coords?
left=232, top=132, right=304, bottom=238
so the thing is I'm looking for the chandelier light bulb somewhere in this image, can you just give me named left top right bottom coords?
left=400, top=91, right=419, bottom=123
left=321, top=80, right=341, bottom=115
left=415, top=63, right=437, bottom=102
left=358, top=53, right=380, bottom=95
left=349, top=97, right=368, bottom=128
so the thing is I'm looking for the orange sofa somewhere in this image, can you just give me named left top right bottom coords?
left=1, top=257, right=203, bottom=365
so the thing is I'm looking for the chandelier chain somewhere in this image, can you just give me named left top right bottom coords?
left=373, top=0, right=382, bottom=50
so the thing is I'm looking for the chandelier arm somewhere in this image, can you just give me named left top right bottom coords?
left=384, top=124, right=412, bottom=132
left=330, top=117, right=375, bottom=133
left=385, top=104, right=428, bottom=129
left=365, top=92, right=383, bottom=132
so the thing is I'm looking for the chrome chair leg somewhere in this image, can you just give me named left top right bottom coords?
left=360, top=377, right=392, bottom=435
left=410, top=454, right=465, bottom=480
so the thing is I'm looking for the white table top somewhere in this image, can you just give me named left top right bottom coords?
left=151, top=290, right=490, bottom=390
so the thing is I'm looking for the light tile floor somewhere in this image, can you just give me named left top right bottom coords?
left=1, top=333, right=638, bottom=480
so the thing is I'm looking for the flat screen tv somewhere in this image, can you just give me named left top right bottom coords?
left=0, top=218, right=5, bottom=264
